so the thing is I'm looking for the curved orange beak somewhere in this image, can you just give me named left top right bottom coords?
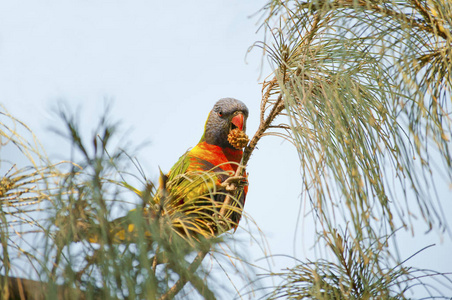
left=231, top=113, right=244, bottom=131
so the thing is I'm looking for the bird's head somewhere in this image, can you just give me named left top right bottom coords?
left=202, top=98, right=249, bottom=149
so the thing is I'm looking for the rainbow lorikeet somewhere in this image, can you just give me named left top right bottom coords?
left=163, top=98, right=249, bottom=236
left=88, top=98, right=249, bottom=243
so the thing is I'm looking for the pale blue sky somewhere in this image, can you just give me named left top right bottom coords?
left=1, top=1, right=451, bottom=298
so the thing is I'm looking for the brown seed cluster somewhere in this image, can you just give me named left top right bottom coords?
left=228, top=128, right=249, bottom=149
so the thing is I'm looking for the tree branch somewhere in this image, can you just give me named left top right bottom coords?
left=159, top=249, right=211, bottom=300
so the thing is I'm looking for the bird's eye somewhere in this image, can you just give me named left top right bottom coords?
left=218, top=111, right=223, bottom=117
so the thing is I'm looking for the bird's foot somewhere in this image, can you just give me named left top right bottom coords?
left=221, top=175, right=248, bottom=192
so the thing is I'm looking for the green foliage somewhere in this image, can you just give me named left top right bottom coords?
left=257, top=0, right=452, bottom=235
left=264, top=230, right=452, bottom=299
left=248, top=0, right=452, bottom=298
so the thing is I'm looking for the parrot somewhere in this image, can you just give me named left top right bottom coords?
left=86, top=98, right=249, bottom=243
left=163, top=97, right=249, bottom=236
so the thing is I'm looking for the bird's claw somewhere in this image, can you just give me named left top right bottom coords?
left=221, top=175, right=248, bottom=192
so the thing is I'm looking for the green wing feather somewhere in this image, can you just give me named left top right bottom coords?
left=85, top=147, right=245, bottom=244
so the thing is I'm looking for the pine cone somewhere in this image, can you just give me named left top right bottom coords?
left=228, top=128, right=249, bottom=149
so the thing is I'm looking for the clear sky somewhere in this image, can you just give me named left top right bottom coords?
left=1, top=1, right=451, bottom=298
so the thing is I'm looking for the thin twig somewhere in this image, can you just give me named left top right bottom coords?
left=244, top=93, right=284, bottom=166
left=159, top=249, right=210, bottom=300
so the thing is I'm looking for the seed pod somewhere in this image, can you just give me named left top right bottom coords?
left=228, top=128, right=249, bottom=149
